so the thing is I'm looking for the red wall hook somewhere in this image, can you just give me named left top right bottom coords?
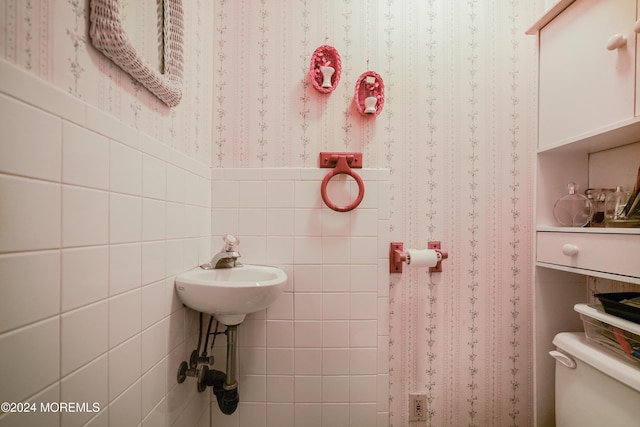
left=319, top=152, right=365, bottom=212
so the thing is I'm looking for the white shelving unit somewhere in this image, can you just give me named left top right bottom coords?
left=528, top=0, right=640, bottom=425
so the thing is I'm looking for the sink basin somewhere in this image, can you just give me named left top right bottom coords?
left=175, top=264, right=287, bottom=325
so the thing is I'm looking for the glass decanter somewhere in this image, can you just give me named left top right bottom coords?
left=553, top=182, right=594, bottom=227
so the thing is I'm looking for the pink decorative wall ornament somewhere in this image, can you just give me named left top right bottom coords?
left=354, top=71, right=384, bottom=117
left=309, top=45, right=342, bottom=93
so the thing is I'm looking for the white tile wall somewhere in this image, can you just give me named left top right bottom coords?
left=0, top=175, right=61, bottom=252
left=109, top=243, right=142, bottom=296
left=0, top=59, right=390, bottom=427
left=0, top=60, right=210, bottom=427
left=0, top=318, right=60, bottom=403
left=61, top=185, right=109, bottom=247
left=209, top=168, right=390, bottom=427
left=0, top=94, right=62, bottom=181
left=60, top=300, right=108, bottom=376
left=0, top=252, right=60, bottom=332
left=62, top=121, right=110, bottom=189
left=109, top=335, right=142, bottom=401
left=60, top=355, right=109, bottom=427
left=61, top=246, right=109, bottom=311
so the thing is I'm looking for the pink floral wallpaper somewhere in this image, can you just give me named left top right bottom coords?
left=0, top=0, right=213, bottom=163
left=2, top=0, right=543, bottom=425
left=211, top=1, right=541, bottom=426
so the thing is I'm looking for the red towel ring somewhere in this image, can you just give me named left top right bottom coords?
left=320, top=153, right=365, bottom=212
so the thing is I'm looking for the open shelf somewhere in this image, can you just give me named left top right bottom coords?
left=537, top=116, right=640, bottom=156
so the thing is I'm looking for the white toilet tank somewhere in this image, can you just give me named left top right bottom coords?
left=552, top=332, right=640, bottom=427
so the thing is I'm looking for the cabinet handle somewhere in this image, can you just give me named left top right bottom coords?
left=605, top=33, right=627, bottom=50
left=561, top=244, right=579, bottom=257
left=634, top=19, right=640, bottom=34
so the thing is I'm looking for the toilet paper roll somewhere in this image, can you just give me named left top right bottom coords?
left=406, top=249, right=439, bottom=268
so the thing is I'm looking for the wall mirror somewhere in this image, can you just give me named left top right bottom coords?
left=89, top=0, right=184, bottom=107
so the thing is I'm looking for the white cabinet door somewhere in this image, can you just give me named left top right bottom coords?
left=539, top=0, right=636, bottom=149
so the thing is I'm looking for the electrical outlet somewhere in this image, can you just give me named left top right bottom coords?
left=409, top=392, right=426, bottom=421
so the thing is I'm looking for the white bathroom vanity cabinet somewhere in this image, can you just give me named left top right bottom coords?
left=527, top=0, right=640, bottom=425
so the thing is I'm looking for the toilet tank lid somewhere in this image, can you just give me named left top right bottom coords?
left=553, top=332, right=640, bottom=393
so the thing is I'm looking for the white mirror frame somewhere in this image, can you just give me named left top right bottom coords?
left=89, top=0, right=184, bottom=107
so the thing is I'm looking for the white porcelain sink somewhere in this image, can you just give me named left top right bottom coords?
left=175, top=264, right=287, bottom=325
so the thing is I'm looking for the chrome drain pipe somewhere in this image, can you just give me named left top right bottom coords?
left=176, top=321, right=240, bottom=415
left=224, top=325, right=238, bottom=389
left=212, top=324, right=239, bottom=415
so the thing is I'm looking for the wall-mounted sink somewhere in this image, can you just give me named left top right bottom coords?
left=175, top=264, right=288, bottom=325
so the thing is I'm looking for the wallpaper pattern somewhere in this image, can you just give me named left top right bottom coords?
left=0, top=0, right=213, bottom=163
left=211, top=1, right=540, bottom=426
left=2, top=0, right=543, bottom=425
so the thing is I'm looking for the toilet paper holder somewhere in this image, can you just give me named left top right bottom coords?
left=389, top=241, right=448, bottom=274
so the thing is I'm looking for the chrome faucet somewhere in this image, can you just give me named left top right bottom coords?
left=201, top=235, right=242, bottom=269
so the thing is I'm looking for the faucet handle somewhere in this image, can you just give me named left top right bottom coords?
left=222, top=234, right=239, bottom=251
